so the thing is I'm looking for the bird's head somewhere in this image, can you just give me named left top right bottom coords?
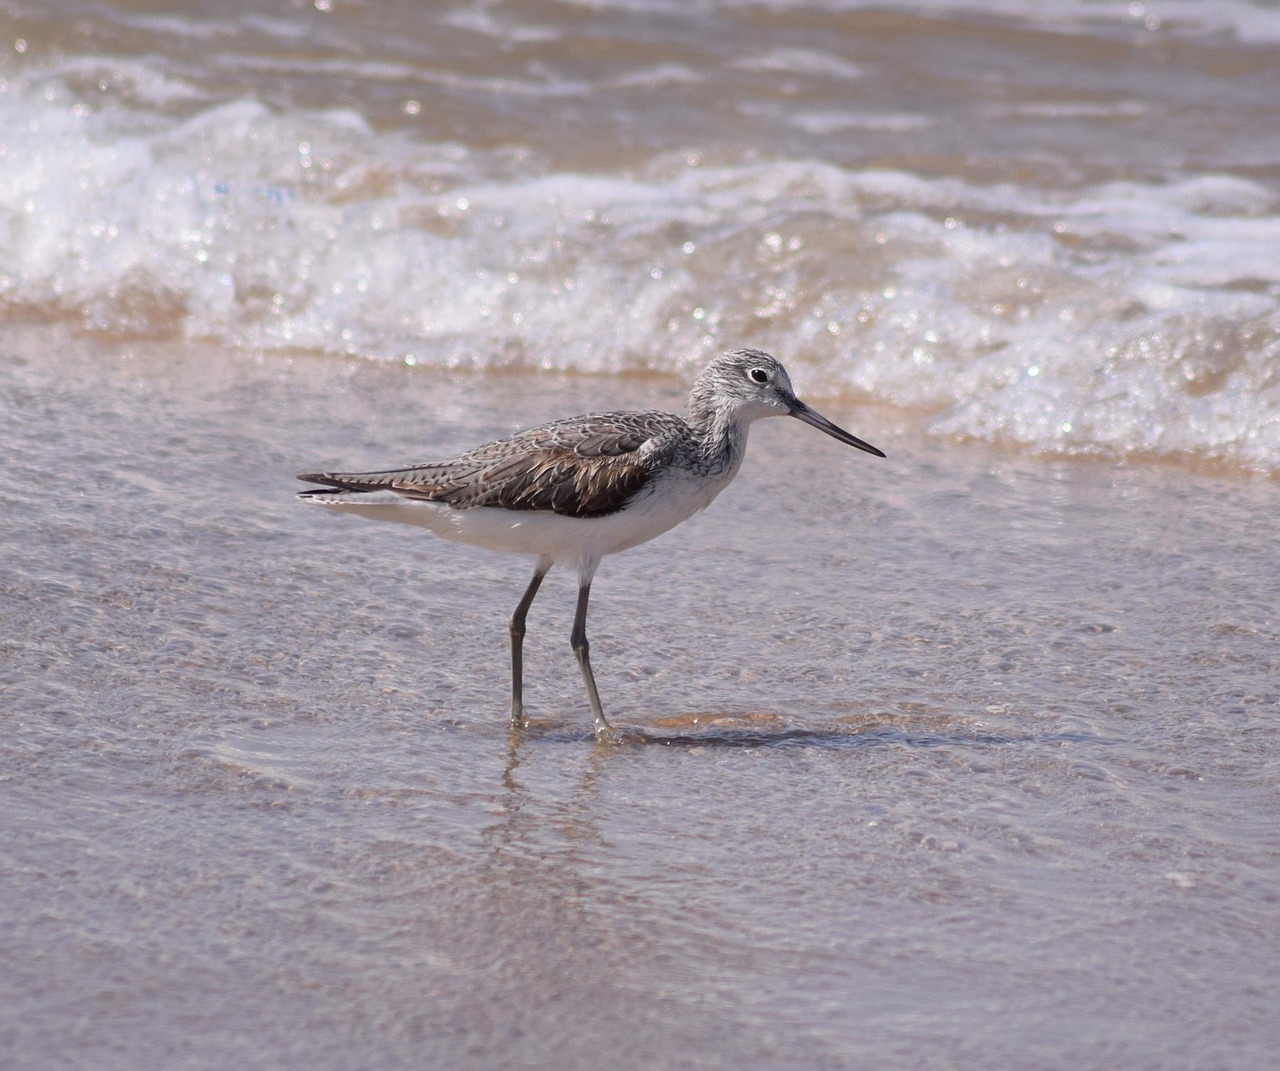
left=690, top=348, right=885, bottom=457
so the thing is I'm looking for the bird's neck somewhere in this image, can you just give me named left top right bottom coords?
left=687, top=402, right=750, bottom=475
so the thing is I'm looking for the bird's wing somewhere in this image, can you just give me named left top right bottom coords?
left=296, top=411, right=684, bottom=519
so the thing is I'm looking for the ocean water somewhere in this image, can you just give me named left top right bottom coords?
left=2, top=2, right=1279, bottom=1069
left=2, top=0, right=1279, bottom=468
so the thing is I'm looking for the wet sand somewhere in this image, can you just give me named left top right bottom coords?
left=3, top=330, right=1278, bottom=1069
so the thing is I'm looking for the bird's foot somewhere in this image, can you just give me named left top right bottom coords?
left=592, top=715, right=622, bottom=745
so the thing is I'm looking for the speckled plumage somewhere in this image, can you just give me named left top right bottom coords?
left=296, top=349, right=884, bottom=736
left=299, top=409, right=692, bottom=519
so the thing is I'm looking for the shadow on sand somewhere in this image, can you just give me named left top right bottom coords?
left=507, top=710, right=1097, bottom=751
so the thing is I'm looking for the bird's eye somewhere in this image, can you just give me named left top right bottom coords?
left=748, top=368, right=769, bottom=384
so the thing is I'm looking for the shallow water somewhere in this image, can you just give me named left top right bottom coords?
left=4, top=1, right=1280, bottom=1065
left=3, top=331, right=1278, bottom=1069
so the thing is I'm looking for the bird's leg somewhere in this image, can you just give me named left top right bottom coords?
left=509, top=560, right=550, bottom=729
left=570, top=580, right=613, bottom=737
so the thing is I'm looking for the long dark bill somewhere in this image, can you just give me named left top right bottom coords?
left=789, top=400, right=886, bottom=458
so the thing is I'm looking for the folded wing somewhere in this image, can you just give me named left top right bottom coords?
left=296, top=411, right=684, bottom=519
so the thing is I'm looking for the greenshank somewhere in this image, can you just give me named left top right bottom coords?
left=297, top=349, right=884, bottom=736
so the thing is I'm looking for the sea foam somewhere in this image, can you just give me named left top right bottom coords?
left=2, top=62, right=1277, bottom=470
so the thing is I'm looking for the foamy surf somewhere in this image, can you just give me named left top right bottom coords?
left=2, top=2, right=1278, bottom=470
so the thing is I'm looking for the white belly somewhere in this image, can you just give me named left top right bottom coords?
left=304, top=467, right=733, bottom=571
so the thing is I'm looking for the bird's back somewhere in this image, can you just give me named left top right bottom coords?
left=298, top=409, right=692, bottom=519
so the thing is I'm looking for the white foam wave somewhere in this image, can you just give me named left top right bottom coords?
left=1, top=68, right=1277, bottom=469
